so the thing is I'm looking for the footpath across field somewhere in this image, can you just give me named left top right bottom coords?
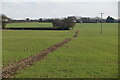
left=2, top=23, right=118, bottom=78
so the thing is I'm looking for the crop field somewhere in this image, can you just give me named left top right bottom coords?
left=2, top=29, right=74, bottom=66
left=6, top=22, right=53, bottom=28
left=2, top=23, right=118, bottom=78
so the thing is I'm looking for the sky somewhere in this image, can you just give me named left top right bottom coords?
left=2, top=1, right=119, bottom=19
left=1, top=0, right=120, bottom=2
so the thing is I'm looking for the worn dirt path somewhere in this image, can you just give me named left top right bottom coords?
left=2, top=30, right=79, bottom=78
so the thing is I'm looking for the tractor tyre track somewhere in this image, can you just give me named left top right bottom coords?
left=2, top=30, right=79, bottom=78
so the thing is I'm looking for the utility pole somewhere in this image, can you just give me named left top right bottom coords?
left=100, top=13, right=104, bottom=34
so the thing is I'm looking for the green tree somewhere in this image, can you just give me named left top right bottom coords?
left=1, top=14, right=8, bottom=29
left=63, top=17, right=75, bottom=29
left=39, top=18, right=42, bottom=22
left=106, top=16, right=115, bottom=23
left=26, top=18, right=30, bottom=22
left=52, top=17, right=75, bottom=30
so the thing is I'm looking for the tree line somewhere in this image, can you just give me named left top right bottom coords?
left=6, top=16, right=119, bottom=23
left=1, top=14, right=75, bottom=30
left=1, top=14, right=120, bottom=30
left=1, top=14, right=119, bottom=23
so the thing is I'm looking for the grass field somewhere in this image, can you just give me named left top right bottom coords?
left=6, top=22, right=53, bottom=28
left=2, top=30, right=74, bottom=66
left=2, top=23, right=118, bottom=78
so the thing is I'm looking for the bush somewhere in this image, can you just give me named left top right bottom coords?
left=52, top=17, right=75, bottom=30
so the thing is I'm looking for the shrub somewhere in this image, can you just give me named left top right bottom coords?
left=52, top=17, right=75, bottom=30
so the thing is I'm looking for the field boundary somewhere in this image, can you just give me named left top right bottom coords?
left=6, top=27, right=69, bottom=30
left=2, top=30, right=79, bottom=78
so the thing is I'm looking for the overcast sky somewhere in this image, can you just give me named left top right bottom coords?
left=2, top=2, right=118, bottom=19
left=2, top=0, right=119, bottom=2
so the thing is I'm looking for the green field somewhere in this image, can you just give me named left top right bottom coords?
left=6, top=22, right=53, bottom=28
left=2, top=30, right=74, bottom=66
left=2, top=23, right=118, bottom=78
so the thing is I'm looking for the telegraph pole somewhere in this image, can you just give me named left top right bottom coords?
left=100, top=13, right=104, bottom=34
